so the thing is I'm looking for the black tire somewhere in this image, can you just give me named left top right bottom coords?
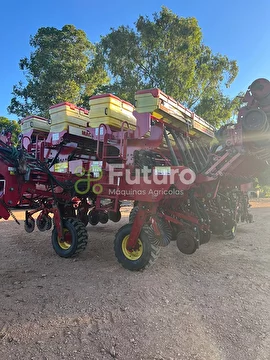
left=176, top=230, right=198, bottom=255
left=108, top=210, right=121, bottom=223
left=24, top=217, right=35, bottom=233
left=248, top=213, right=254, bottom=223
left=51, top=218, right=88, bottom=258
left=114, top=223, right=160, bottom=271
left=46, top=216, right=52, bottom=230
left=223, top=222, right=237, bottom=240
left=99, top=211, right=109, bottom=224
left=199, top=229, right=211, bottom=245
left=88, top=210, right=99, bottom=226
left=210, top=218, right=223, bottom=235
left=36, top=214, right=52, bottom=232
left=129, top=206, right=139, bottom=223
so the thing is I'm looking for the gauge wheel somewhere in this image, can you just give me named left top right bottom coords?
left=176, top=230, right=198, bottom=255
left=88, top=210, right=99, bottom=226
left=52, top=218, right=88, bottom=258
left=36, top=214, right=52, bottom=232
left=223, top=222, right=237, bottom=240
left=108, top=210, right=121, bottom=223
left=114, top=223, right=160, bottom=271
left=99, top=211, right=109, bottom=224
left=24, top=217, right=35, bottom=233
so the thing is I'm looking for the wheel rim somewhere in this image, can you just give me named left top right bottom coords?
left=122, top=235, right=143, bottom=260
left=57, top=228, right=72, bottom=250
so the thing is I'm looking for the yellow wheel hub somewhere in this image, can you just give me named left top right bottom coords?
left=122, top=235, right=143, bottom=260
left=57, top=228, right=72, bottom=250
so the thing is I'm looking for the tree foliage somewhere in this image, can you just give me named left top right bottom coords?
left=257, top=167, right=270, bottom=187
left=98, top=7, right=239, bottom=126
left=0, top=117, right=21, bottom=144
left=8, top=25, right=109, bottom=118
left=8, top=10, right=240, bottom=126
left=194, top=91, right=243, bottom=126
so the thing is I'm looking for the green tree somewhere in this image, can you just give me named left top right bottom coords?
left=257, top=167, right=270, bottom=187
left=8, top=25, right=109, bottom=118
left=0, top=117, right=21, bottom=144
left=98, top=7, right=238, bottom=126
left=194, top=91, right=243, bottom=127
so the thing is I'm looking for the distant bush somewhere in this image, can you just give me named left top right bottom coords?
left=260, top=186, right=270, bottom=198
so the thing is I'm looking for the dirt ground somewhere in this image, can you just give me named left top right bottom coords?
left=0, top=200, right=269, bottom=360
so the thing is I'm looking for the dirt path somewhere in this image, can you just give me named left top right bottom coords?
left=0, top=201, right=269, bottom=360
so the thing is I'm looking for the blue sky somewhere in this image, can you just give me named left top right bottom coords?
left=1, top=0, right=270, bottom=120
